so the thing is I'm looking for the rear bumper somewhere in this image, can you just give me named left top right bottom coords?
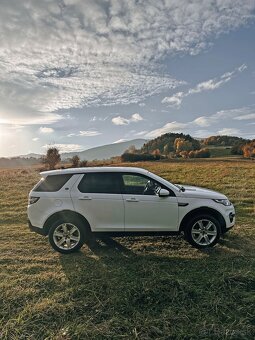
left=28, top=220, right=47, bottom=236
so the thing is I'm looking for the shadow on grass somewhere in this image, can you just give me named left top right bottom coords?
left=57, top=234, right=255, bottom=338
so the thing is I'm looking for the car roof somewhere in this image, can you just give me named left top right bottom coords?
left=40, top=166, right=149, bottom=177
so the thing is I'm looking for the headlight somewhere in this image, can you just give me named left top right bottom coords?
left=213, top=199, right=231, bottom=206
left=29, top=196, right=40, bottom=205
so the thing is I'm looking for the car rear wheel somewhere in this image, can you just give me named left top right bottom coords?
left=49, top=218, right=86, bottom=254
left=184, top=214, right=221, bottom=249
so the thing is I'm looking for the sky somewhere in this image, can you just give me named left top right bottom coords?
left=0, top=0, right=255, bottom=157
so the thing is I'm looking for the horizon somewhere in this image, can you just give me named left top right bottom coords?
left=0, top=1, right=255, bottom=157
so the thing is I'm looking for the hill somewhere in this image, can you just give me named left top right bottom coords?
left=202, top=135, right=249, bottom=146
left=140, top=133, right=201, bottom=154
left=61, top=139, right=147, bottom=160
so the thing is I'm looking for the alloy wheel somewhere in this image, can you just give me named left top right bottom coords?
left=53, top=223, right=81, bottom=250
left=191, top=219, right=218, bottom=246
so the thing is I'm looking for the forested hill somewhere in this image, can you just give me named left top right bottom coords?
left=202, top=135, right=249, bottom=146
left=140, top=133, right=201, bottom=154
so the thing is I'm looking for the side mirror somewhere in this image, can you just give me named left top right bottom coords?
left=158, top=188, right=170, bottom=197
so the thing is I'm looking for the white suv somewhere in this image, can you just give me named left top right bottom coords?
left=28, top=167, right=235, bottom=253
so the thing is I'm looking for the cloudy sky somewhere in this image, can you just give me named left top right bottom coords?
left=0, top=0, right=255, bottom=156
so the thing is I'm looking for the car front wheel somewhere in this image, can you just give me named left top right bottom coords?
left=49, top=218, right=86, bottom=254
left=184, top=214, right=221, bottom=249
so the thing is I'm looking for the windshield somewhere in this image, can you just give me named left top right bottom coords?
left=147, top=172, right=180, bottom=191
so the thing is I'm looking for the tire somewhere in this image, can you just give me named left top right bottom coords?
left=48, top=217, right=87, bottom=254
left=184, top=214, right=221, bottom=249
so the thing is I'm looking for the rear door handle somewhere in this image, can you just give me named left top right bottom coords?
left=79, top=196, right=92, bottom=200
left=126, top=197, right=139, bottom=202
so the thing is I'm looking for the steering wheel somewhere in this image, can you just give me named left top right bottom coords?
left=143, top=180, right=159, bottom=195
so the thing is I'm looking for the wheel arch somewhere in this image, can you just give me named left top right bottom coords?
left=179, top=207, right=226, bottom=233
left=43, top=210, right=91, bottom=235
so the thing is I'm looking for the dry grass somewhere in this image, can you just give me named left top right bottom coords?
left=0, top=160, right=255, bottom=339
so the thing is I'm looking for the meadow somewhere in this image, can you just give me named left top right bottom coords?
left=0, top=160, right=254, bottom=339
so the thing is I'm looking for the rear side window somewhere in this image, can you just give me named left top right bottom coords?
left=78, top=173, right=121, bottom=194
left=34, top=174, right=72, bottom=192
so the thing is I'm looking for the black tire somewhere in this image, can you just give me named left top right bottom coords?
left=184, top=214, right=221, bottom=249
left=48, top=217, right=88, bottom=254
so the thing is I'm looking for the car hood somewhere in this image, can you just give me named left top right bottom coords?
left=178, top=185, right=227, bottom=200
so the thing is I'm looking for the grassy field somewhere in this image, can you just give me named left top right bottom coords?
left=0, top=160, right=254, bottom=339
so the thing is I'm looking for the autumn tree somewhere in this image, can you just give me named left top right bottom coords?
left=242, top=140, right=255, bottom=158
left=174, top=138, right=193, bottom=153
left=43, top=147, right=61, bottom=170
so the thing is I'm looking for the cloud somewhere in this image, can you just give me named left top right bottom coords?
left=113, top=139, right=128, bottom=144
left=146, top=106, right=255, bottom=138
left=162, top=64, right=247, bottom=107
left=135, top=130, right=148, bottom=136
left=112, top=113, right=143, bottom=125
left=0, top=0, right=254, bottom=125
left=39, top=127, right=54, bottom=134
left=146, top=121, right=189, bottom=138
left=218, top=128, right=241, bottom=135
left=42, top=144, right=84, bottom=153
left=68, top=130, right=102, bottom=137
left=32, top=138, right=39, bottom=142
left=234, top=113, right=255, bottom=120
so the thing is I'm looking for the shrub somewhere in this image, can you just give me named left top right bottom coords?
left=71, top=155, right=80, bottom=167
left=42, top=147, right=61, bottom=170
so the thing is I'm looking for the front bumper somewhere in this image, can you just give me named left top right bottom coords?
left=28, top=220, right=47, bottom=236
left=221, top=211, right=235, bottom=234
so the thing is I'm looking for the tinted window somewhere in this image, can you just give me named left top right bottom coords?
left=78, top=173, right=121, bottom=194
left=34, top=174, right=72, bottom=192
left=122, top=174, right=161, bottom=195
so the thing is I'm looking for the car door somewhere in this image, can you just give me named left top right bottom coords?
left=71, top=172, right=124, bottom=232
left=121, top=173, right=179, bottom=231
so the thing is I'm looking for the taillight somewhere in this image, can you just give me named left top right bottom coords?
left=29, top=196, right=40, bottom=205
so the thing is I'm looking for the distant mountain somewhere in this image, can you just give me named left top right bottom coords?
left=61, top=139, right=147, bottom=160
left=15, top=153, right=42, bottom=159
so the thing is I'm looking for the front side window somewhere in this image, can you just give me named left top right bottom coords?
left=121, top=174, right=161, bottom=195
left=34, top=174, right=72, bottom=192
left=78, top=172, right=121, bottom=194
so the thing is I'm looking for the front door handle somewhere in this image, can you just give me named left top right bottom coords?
left=126, top=197, right=139, bottom=202
left=79, top=196, right=92, bottom=200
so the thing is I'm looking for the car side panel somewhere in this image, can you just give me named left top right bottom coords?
left=70, top=175, right=125, bottom=232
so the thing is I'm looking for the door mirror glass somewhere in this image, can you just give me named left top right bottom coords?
left=158, top=188, right=170, bottom=197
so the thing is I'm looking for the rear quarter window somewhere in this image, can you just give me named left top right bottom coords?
left=34, top=174, right=72, bottom=192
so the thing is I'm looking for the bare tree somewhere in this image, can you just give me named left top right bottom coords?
left=71, top=155, right=80, bottom=167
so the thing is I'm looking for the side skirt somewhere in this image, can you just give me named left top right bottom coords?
left=92, top=231, right=181, bottom=238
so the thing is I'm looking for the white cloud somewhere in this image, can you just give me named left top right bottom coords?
left=112, top=113, right=144, bottom=125
left=162, top=92, right=184, bottom=106
left=0, top=0, right=253, bottom=125
left=39, top=127, right=54, bottom=134
left=162, top=64, right=247, bottom=107
left=112, top=116, right=129, bottom=125
left=135, top=130, right=148, bottom=136
left=234, top=113, right=255, bottom=120
left=68, top=130, right=102, bottom=137
left=146, top=106, right=255, bottom=138
left=146, top=121, right=189, bottom=138
left=32, top=137, right=39, bottom=142
left=79, top=130, right=102, bottom=137
left=42, top=144, right=84, bottom=153
left=193, top=116, right=211, bottom=127
left=218, top=128, right=240, bottom=135
left=113, top=139, right=127, bottom=144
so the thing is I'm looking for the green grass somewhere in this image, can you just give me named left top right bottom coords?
left=0, top=161, right=255, bottom=339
